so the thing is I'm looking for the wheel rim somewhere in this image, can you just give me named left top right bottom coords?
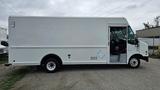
left=130, top=58, right=138, bottom=67
left=46, top=61, right=56, bottom=71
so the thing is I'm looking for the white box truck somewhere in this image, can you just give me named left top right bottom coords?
left=0, top=27, right=8, bottom=54
left=7, top=16, right=148, bottom=72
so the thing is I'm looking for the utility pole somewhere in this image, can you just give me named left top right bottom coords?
left=154, top=16, right=160, bottom=27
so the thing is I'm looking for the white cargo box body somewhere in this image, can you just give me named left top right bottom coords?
left=9, top=17, right=130, bottom=65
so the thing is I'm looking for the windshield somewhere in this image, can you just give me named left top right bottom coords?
left=128, top=26, right=136, bottom=44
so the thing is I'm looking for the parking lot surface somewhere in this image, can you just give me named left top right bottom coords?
left=11, top=58, right=160, bottom=90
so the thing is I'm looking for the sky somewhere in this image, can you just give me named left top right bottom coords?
left=0, top=0, right=160, bottom=31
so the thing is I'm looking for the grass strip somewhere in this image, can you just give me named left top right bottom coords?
left=0, top=54, right=8, bottom=64
left=0, top=67, right=29, bottom=90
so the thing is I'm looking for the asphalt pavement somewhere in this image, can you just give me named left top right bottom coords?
left=11, top=58, right=160, bottom=90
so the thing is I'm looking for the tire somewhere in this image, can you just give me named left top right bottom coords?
left=43, top=58, right=60, bottom=73
left=128, top=57, right=140, bottom=68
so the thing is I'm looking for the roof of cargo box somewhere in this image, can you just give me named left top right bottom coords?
left=9, top=16, right=129, bottom=46
left=9, top=16, right=128, bottom=24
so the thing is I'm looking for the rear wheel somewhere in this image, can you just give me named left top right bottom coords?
left=128, top=57, right=140, bottom=68
left=43, top=58, right=60, bottom=73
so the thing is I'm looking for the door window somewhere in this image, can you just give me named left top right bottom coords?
left=128, top=26, right=136, bottom=44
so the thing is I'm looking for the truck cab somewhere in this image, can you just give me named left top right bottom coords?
left=110, top=25, right=148, bottom=68
left=127, top=26, right=148, bottom=67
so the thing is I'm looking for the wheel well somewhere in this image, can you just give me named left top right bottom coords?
left=41, top=54, right=62, bottom=66
left=129, top=54, right=143, bottom=60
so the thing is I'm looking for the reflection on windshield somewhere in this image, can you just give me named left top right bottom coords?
left=128, top=26, right=136, bottom=44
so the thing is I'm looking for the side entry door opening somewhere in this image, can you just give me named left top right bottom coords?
left=110, top=26, right=127, bottom=63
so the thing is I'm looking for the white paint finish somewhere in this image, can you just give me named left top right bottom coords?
left=127, top=40, right=148, bottom=63
left=10, top=45, right=107, bottom=48
left=8, top=16, right=148, bottom=66
left=9, top=17, right=108, bottom=46
left=127, top=44, right=139, bottom=63
left=139, top=40, right=149, bottom=56
left=9, top=47, right=108, bottom=65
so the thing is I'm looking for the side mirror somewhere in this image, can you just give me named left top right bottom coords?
left=135, top=38, right=139, bottom=46
left=1, top=41, right=8, bottom=46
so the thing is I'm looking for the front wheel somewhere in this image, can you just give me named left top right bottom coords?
left=128, top=57, right=140, bottom=68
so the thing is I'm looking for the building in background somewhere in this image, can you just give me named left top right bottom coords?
left=136, top=26, right=160, bottom=55
left=0, top=27, right=8, bottom=54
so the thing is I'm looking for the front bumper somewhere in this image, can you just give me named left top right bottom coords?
left=141, top=56, right=149, bottom=62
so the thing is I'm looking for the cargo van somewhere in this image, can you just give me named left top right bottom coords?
left=0, top=27, right=8, bottom=54
left=7, top=17, right=148, bottom=72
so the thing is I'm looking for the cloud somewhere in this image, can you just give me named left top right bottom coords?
left=0, top=0, right=160, bottom=30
